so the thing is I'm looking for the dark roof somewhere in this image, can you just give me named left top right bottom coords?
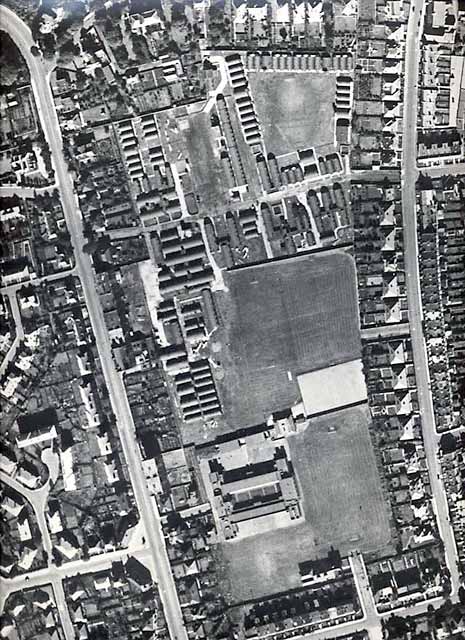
left=371, top=571, right=392, bottom=594
left=418, top=128, right=461, bottom=147
left=17, top=408, right=58, bottom=435
left=125, top=556, right=151, bottom=586
left=140, top=432, right=161, bottom=458
left=299, top=549, right=342, bottom=576
left=395, top=566, right=421, bottom=588
left=1, top=257, right=29, bottom=277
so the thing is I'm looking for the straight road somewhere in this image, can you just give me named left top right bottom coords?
left=401, top=0, right=460, bottom=596
left=0, top=267, right=76, bottom=296
left=1, top=5, right=459, bottom=639
left=7, top=290, right=24, bottom=341
left=0, top=546, right=151, bottom=603
left=350, top=553, right=382, bottom=640
left=360, top=322, right=411, bottom=341
left=268, top=3, right=463, bottom=638
left=0, top=471, right=52, bottom=557
left=0, top=288, right=24, bottom=376
left=1, top=549, right=154, bottom=640
left=0, top=470, right=75, bottom=636
left=52, top=578, right=78, bottom=639
left=0, top=184, right=57, bottom=198
left=246, top=554, right=383, bottom=640
left=0, top=7, right=187, bottom=640
left=203, top=55, right=229, bottom=113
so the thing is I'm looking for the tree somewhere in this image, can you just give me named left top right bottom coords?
left=166, top=39, right=181, bottom=55
left=440, top=432, right=457, bottom=454
left=59, top=38, right=80, bottom=57
left=30, top=45, right=41, bottom=56
left=115, top=44, right=129, bottom=61
left=386, top=614, right=411, bottom=639
left=40, top=32, right=56, bottom=58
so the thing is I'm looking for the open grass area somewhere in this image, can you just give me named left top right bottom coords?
left=290, top=405, right=393, bottom=557
left=215, top=405, right=394, bottom=604
left=249, top=72, right=336, bottom=155
left=183, top=111, right=227, bottom=209
left=216, top=250, right=361, bottom=428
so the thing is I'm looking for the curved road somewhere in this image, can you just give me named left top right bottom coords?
left=0, top=7, right=187, bottom=640
left=1, top=2, right=459, bottom=638
left=0, top=471, right=75, bottom=637
left=0, top=471, right=53, bottom=557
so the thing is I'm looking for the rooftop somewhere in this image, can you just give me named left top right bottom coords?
left=297, top=359, right=367, bottom=416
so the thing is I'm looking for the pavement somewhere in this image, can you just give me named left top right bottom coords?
left=0, top=6, right=187, bottom=640
left=0, top=288, right=24, bottom=376
left=0, top=3, right=461, bottom=638
left=0, top=469, right=75, bottom=638
left=0, top=265, right=76, bottom=379
left=0, top=267, right=76, bottom=296
left=350, top=553, right=383, bottom=640
left=0, top=544, right=151, bottom=639
left=1, top=546, right=151, bottom=601
left=401, top=0, right=460, bottom=597
left=0, top=184, right=57, bottom=198
left=106, top=170, right=352, bottom=246
left=203, top=55, right=229, bottom=113
left=360, top=322, right=411, bottom=341
left=0, top=472, right=53, bottom=558
left=249, top=3, right=463, bottom=638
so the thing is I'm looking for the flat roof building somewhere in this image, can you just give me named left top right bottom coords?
left=16, top=407, right=58, bottom=448
left=297, top=359, right=367, bottom=416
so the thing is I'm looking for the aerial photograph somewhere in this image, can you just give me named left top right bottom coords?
left=0, top=0, right=464, bottom=638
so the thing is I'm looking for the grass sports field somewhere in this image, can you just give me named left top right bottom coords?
left=249, top=72, right=336, bottom=155
left=216, top=250, right=361, bottom=428
left=215, top=405, right=394, bottom=604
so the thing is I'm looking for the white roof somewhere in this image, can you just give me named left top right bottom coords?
left=235, top=2, right=267, bottom=23
left=276, top=4, right=290, bottom=21
left=297, top=359, right=367, bottom=416
left=307, top=1, right=323, bottom=22
left=342, top=0, right=358, bottom=16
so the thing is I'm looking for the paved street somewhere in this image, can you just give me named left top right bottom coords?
left=0, top=267, right=76, bottom=297
left=0, top=544, right=150, bottom=639
left=203, top=54, right=229, bottom=113
left=350, top=553, right=382, bottom=640
left=0, top=546, right=151, bottom=602
left=0, top=288, right=24, bottom=376
left=0, top=184, right=57, bottom=198
left=0, top=1, right=461, bottom=637
left=0, top=470, right=75, bottom=637
left=401, top=0, right=460, bottom=597
left=0, top=471, right=52, bottom=557
left=0, top=6, right=187, bottom=640
left=0, top=266, right=76, bottom=379
left=52, top=578, right=77, bottom=639
left=360, top=322, right=411, bottom=341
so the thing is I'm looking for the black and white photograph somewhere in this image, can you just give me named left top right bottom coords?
left=0, top=0, right=465, bottom=638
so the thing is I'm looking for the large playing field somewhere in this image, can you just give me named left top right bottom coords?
left=248, top=72, right=336, bottom=155
left=215, top=405, right=394, bottom=604
left=216, top=250, right=361, bottom=428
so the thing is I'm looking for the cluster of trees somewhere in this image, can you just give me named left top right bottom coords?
left=385, top=592, right=465, bottom=640
left=1, top=33, right=30, bottom=86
